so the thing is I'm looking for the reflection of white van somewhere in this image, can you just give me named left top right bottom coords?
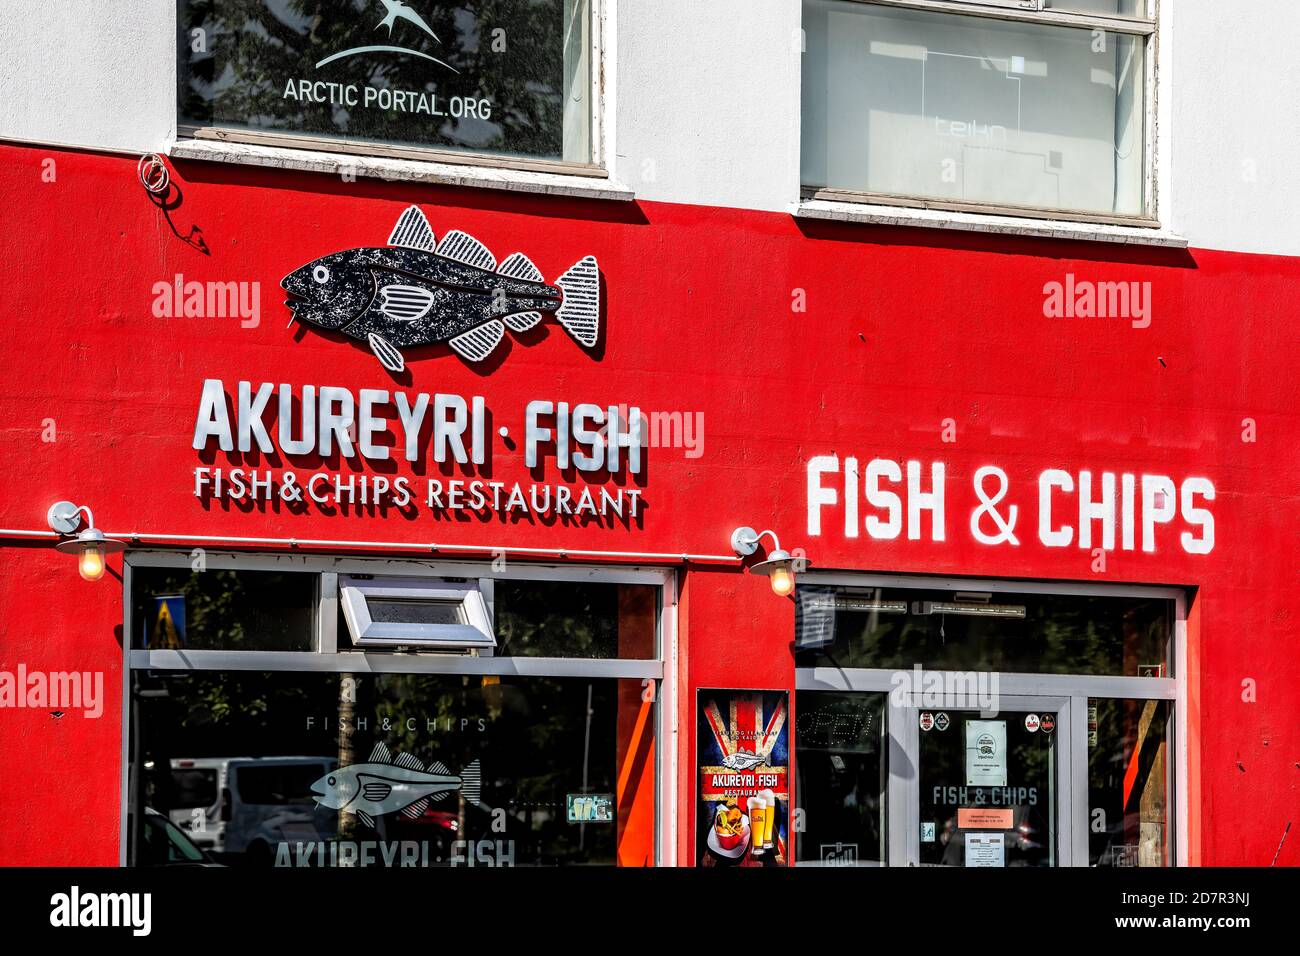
left=169, top=757, right=245, bottom=852
left=222, top=757, right=338, bottom=863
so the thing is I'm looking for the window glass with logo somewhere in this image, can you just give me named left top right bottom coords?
left=127, top=563, right=660, bottom=867
left=919, top=709, right=1060, bottom=867
left=793, top=691, right=885, bottom=866
left=130, top=671, right=653, bottom=867
left=793, top=579, right=1179, bottom=866
left=179, top=0, right=595, bottom=165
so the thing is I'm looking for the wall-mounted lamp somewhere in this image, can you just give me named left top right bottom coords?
left=48, top=501, right=127, bottom=581
left=730, top=527, right=804, bottom=597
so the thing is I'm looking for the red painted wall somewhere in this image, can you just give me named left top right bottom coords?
left=0, top=144, right=1296, bottom=865
left=0, top=545, right=123, bottom=864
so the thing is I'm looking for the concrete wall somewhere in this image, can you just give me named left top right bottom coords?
left=613, top=0, right=802, bottom=212
left=0, top=0, right=1297, bottom=253
left=0, top=0, right=175, bottom=152
left=1166, top=0, right=1300, bottom=256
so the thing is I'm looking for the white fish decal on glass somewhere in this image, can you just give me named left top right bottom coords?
left=310, top=742, right=481, bottom=829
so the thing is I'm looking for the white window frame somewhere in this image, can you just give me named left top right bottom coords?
left=339, top=575, right=496, bottom=651
left=792, top=572, right=1188, bottom=867
left=800, top=0, right=1166, bottom=234
left=173, top=0, right=611, bottom=182
left=119, top=550, right=677, bottom=865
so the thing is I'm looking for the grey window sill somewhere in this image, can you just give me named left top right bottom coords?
left=796, top=198, right=1188, bottom=248
left=167, top=138, right=636, bottom=202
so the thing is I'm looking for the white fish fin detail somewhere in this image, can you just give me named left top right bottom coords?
left=356, top=809, right=375, bottom=829
left=555, top=255, right=600, bottom=347
left=497, top=251, right=544, bottom=281
left=429, top=761, right=451, bottom=775
left=368, top=332, right=405, bottom=373
left=437, top=230, right=496, bottom=270
left=368, top=742, right=392, bottom=764
left=504, top=311, right=543, bottom=332
left=428, top=790, right=449, bottom=803
left=401, top=797, right=430, bottom=819
left=448, top=320, right=505, bottom=363
left=388, top=205, right=437, bottom=251
left=379, top=284, right=435, bottom=321
left=459, top=759, right=482, bottom=805
left=393, top=751, right=425, bottom=771
left=361, top=780, right=393, bottom=802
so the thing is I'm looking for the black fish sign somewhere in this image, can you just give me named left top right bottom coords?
left=282, top=206, right=600, bottom=372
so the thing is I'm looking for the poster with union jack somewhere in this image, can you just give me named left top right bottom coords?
left=697, top=689, right=789, bottom=867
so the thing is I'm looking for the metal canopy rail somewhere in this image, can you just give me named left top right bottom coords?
left=0, top=526, right=739, bottom=564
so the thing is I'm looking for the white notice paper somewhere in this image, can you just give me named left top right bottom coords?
left=965, top=832, right=1005, bottom=867
left=965, top=719, right=1007, bottom=787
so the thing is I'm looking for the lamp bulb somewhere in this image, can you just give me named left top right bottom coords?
left=769, top=564, right=795, bottom=597
left=78, top=544, right=106, bottom=582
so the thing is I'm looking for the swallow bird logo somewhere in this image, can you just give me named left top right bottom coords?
left=315, top=0, right=456, bottom=71
left=375, top=0, right=438, bottom=40
left=283, top=205, right=601, bottom=373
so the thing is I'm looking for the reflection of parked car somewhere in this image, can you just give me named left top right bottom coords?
left=222, top=757, right=338, bottom=863
left=136, top=808, right=223, bottom=866
left=169, top=757, right=249, bottom=852
left=397, top=806, right=461, bottom=840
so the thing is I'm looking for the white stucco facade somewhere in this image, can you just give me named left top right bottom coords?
left=0, top=0, right=1294, bottom=255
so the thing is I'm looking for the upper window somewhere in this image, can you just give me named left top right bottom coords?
left=801, top=0, right=1154, bottom=222
left=131, top=566, right=316, bottom=651
left=795, top=584, right=1173, bottom=677
left=179, top=0, right=596, bottom=167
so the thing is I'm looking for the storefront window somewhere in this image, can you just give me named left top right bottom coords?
left=795, top=585, right=1172, bottom=677
left=918, top=708, right=1060, bottom=867
left=793, top=578, right=1180, bottom=867
left=126, top=560, right=661, bottom=867
left=801, top=0, right=1150, bottom=218
left=130, top=671, right=651, bottom=867
left=179, top=0, right=595, bottom=164
left=793, top=691, right=885, bottom=866
left=1088, top=697, right=1168, bottom=866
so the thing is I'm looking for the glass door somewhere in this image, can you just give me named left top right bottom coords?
left=896, top=697, right=1073, bottom=867
left=795, top=578, right=1184, bottom=868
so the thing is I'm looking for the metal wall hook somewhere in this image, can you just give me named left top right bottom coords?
left=137, top=153, right=170, bottom=195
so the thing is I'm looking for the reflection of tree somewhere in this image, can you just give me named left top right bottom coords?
left=369, top=673, right=611, bottom=805
left=336, top=673, right=357, bottom=840
left=798, top=592, right=1170, bottom=677
left=136, top=567, right=312, bottom=653
left=136, top=571, right=624, bottom=863
left=495, top=579, right=618, bottom=658
left=181, top=0, right=569, bottom=157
